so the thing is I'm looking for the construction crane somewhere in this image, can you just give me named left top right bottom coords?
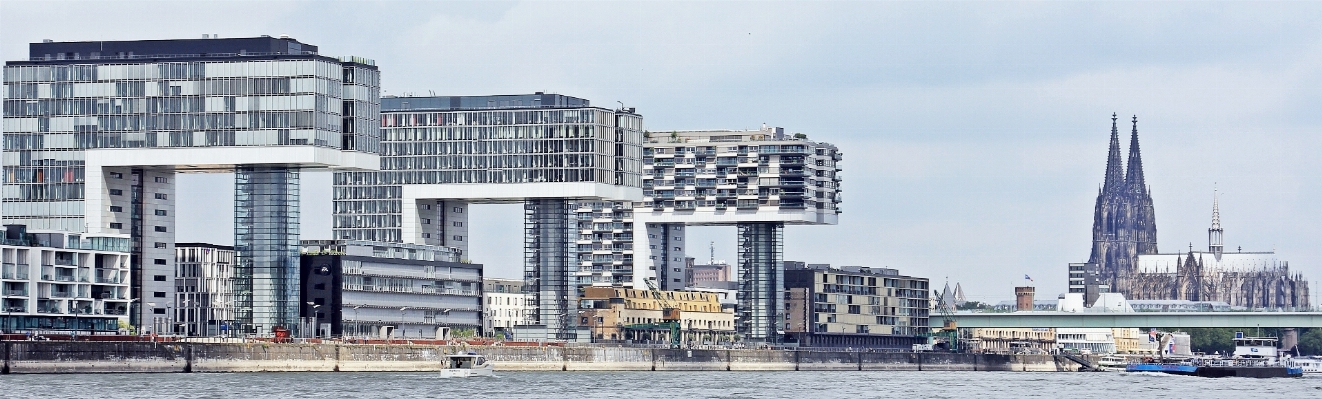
left=923, top=289, right=960, bottom=352
left=623, top=279, right=683, bottom=348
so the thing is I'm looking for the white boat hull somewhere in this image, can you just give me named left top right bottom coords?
left=439, top=363, right=494, bottom=378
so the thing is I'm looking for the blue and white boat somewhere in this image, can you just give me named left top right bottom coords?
left=1126, top=334, right=1302, bottom=378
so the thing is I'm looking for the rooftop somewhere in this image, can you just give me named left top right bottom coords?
left=381, top=93, right=592, bottom=112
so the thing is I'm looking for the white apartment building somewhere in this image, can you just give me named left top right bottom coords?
left=632, top=126, right=842, bottom=341
left=174, top=243, right=235, bottom=336
left=0, top=225, right=131, bottom=333
left=483, top=277, right=529, bottom=337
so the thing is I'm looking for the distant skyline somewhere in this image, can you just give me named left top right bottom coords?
left=4, top=1, right=1321, bottom=304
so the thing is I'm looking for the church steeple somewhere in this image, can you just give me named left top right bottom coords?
left=1103, top=113, right=1125, bottom=193
left=1125, top=115, right=1147, bottom=193
left=1209, top=188, right=1223, bottom=259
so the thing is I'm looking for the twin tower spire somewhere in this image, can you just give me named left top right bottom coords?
left=1103, top=113, right=1147, bottom=194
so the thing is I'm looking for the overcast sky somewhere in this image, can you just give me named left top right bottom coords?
left=4, top=1, right=1321, bottom=303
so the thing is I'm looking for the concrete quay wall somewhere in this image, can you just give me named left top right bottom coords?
left=0, top=341, right=1081, bottom=374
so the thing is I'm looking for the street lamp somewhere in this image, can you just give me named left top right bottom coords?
left=305, top=301, right=322, bottom=338
left=352, top=305, right=363, bottom=338
left=398, top=307, right=409, bottom=339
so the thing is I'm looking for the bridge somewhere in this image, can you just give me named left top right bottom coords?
left=948, top=312, right=1322, bottom=328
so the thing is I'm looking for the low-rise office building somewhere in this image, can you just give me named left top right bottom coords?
left=173, top=243, right=236, bottom=336
left=300, top=240, right=481, bottom=339
left=0, top=225, right=131, bottom=333
left=783, top=262, right=930, bottom=348
left=962, top=328, right=1056, bottom=354
left=578, top=286, right=735, bottom=345
left=1056, top=328, right=1117, bottom=354
left=483, top=277, right=529, bottom=337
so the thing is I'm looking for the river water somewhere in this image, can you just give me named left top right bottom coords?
left=2, top=371, right=1319, bottom=398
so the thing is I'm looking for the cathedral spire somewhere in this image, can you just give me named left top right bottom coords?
left=1102, top=113, right=1124, bottom=193
left=1210, top=188, right=1223, bottom=259
left=1125, top=115, right=1147, bottom=193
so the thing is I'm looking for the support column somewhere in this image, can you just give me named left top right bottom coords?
left=736, top=222, right=784, bottom=343
left=234, top=166, right=300, bottom=335
left=524, top=199, right=575, bottom=340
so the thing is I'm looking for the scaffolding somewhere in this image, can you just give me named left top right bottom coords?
left=736, top=222, right=784, bottom=343
left=523, top=199, right=576, bottom=340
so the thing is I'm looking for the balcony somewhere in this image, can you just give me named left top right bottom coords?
left=3, top=288, right=28, bottom=296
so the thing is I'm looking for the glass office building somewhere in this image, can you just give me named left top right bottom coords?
left=2, top=36, right=380, bottom=333
left=332, top=94, right=643, bottom=247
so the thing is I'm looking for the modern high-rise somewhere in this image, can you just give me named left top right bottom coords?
left=634, top=126, right=842, bottom=342
left=2, top=36, right=381, bottom=333
left=332, top=93, right=644, bottom=338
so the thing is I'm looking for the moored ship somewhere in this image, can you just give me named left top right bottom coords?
left=1125, top=334, right=1302, bottom=378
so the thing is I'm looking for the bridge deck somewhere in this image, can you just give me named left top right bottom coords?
left=948, top=312, right=1322, bottom=328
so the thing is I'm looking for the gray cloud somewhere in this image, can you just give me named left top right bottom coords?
left=5, top=1, right=1320, bottom=303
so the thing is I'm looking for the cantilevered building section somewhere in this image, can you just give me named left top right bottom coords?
left=332, top=94, right=644, bottom=339
left=2, top=36, right=381, bottom=333
left=635, top=126, right=842, bottom=342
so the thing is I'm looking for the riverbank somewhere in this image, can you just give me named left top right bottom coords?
left=0, top=341, right=1084, bottom=374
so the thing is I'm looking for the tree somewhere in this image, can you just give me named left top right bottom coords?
left=793, top=133, right=808, bottom=139
left=1298, top=328, right=1322, bottom=355
left=956, top=301, right=988, bottom=310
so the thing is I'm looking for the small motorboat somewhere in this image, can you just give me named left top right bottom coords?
left=1097, top=355, right=1128, bottom=372
left=439, top=353, right=494, bottom=378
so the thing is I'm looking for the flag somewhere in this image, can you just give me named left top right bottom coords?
left=1024, top=274, right=1034, bottom=282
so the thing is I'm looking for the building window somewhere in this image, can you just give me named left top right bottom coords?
left=154, top=193, right=167, bottom=200
left=109, top=172, right=124, bottom=179
left=109, top=189, right=123, bottom=196
left=154, top=242, right=167, bottom=249
left=110, top=206, right=123, bottom=212
left=155, top=209, right=168, bottom=216
left=109, top=223, right=123, bottom=229
left=154, top=226, right=167, bottom=232
left=153, top=292, right=166, bottom=298
left=153, top=308, right=166, bottom=315
left=422, top=233, right=431, bottom=238
left=453, top=221, right=463, bottom=227
left=453, top=236, right=463, bottom=241
left=153, top=275, right=167, bottom=282
left=154, top=177, right=169, bottom=183
left=453, top=207, right=463, bottom=213
left=421, top=218, right=431, bottom=224
left=154, top=259, right=167, bottom=265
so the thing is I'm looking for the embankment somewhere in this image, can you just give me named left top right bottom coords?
left=0, top=341, right=1083, bottom=374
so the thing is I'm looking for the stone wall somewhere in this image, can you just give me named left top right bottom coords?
left=0, top=341, right=1082, bottom=374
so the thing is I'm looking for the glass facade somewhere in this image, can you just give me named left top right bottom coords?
left=332, top=95, right=642, bottom=244
left=523, top=199, right=575, bottom=338
left=3, top=37, right=381, bottom=332
left=234, top=166, right=300, bottom=334
left=4, top=57, right=380, bottom=231
left=640, top=132, right=842, bottom=215
left=737, top=222, right=783, bottom=342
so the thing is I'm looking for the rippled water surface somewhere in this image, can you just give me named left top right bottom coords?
left=3, top=371, right=1321, bottom=398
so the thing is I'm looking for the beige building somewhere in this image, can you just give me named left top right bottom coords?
left=579, top=286, right=735, bottom=345
left=962, top=328, right=1056, bottom=354
left=1111, top=328, right=1158, bottom=354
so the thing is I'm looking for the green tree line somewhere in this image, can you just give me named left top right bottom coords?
left=1150, top=327, right=1322, bottom=355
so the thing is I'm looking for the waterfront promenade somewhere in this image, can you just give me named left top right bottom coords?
left=0, top=340, right=1080, bottom=374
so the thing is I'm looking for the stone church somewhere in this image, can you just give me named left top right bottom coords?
left=1075, top=114, right=1309, bottom=309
